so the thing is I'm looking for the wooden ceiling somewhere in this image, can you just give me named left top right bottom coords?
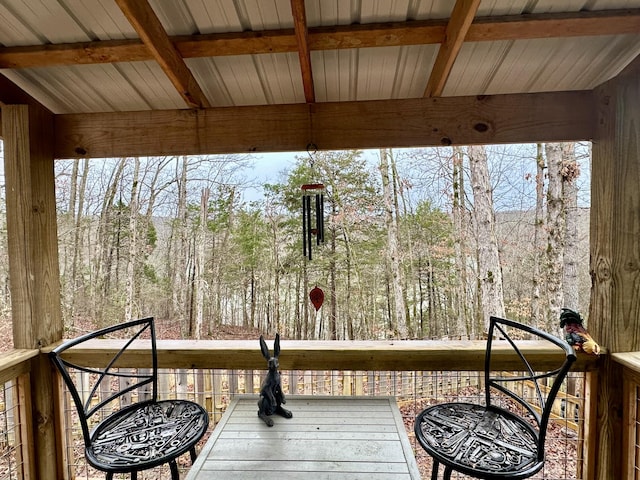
left=1, top=0, right=639, bottom=158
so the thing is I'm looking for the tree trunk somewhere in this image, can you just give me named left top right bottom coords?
left=140, top=156, right=172, bottom=317
left=61, top=160, right=79, bottom=323
left=194, top=188, right=210, bottom=339
left=560, top=143, right=582, bottom=397
left=452, top=146, right=470, bottom=336
left=328, top=203, right=337, bottom=340
left=391, top=153, right=412, bottom=336
left=70, top=158, right=89, bottom=324
left=171, top=156, right=189, bottom=336
left=379, top=148, right=408, bottom=338
left=124, top=157, right=141, bottom=321
left=61, top=158, right=87, bottom=327
left=264, top=203, right=281, bottom=334
left=562, top=143, right=580, bottom=310
left=95, top=158, right=126, bottom=324
left=545, top=143, right=565, bottom=330
left=467, top=145, right=505, bottom=330
left=211, top=187, right=235, bottom=332
left=531, top=143, right=546, bottom=328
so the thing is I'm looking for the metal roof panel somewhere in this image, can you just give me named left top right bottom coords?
left=2, top=62, right=185, bottom=113
left=445, top=34, right=640, bottom=96
left=188, top=53, right=304, bottom=106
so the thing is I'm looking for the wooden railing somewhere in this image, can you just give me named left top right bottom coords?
left=612, top=352, right=640, bottom=480
left=0, top=349, right=39, bottom=480
left=49, top=338, right=601, bottom=371
left=1, top=341, right=603, bottom=479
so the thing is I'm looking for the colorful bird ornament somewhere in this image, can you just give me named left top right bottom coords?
left=560, top=308, right=600, bottom=356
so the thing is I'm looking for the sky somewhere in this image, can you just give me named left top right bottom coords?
left=0, top=143, right=590, bottom=210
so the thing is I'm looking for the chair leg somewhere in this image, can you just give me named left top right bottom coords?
left=106, top=474, right=113, bottom=480
left=431, top=460, right=439, bottom=480
left=190, top=446, right=197, bottom=463
left=443, top=466, right=453, bottom=480
left=170, top=459, right=179, bottom=480
left=131, top=473, right=137, bottom=480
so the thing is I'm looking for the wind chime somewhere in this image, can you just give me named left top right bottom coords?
left=302, top=144, right=325, bottom=311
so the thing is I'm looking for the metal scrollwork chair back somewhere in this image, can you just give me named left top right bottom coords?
left=414, top=316, right=576, bottom=480
left=50, top=317, right=209, bottom=480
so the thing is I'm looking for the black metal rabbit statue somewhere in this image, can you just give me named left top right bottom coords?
left=257, top=333, right=293, bottom=426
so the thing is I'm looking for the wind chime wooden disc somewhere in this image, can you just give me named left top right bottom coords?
left=309, top=286, right=324, bottom=311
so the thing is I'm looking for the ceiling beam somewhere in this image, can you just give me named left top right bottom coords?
left=1, top=9, right=638, bottom=69
left=424, top=0, right=481, bottom=98
left=114, top=0, right=210, bottom=109
left=290, top=0, right=315, bottom=103
left=54, top=90, right=595, bottom=159
left=468, top=9, right=640, bottom=41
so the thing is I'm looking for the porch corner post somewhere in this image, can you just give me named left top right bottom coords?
left=2, top=103, right=64, bottom=479
left=590, top=55, right=640, bottom=480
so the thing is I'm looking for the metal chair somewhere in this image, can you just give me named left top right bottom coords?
left=414, top=316, right=576, bottom=480
left=50, top=317, right=209, bottom=480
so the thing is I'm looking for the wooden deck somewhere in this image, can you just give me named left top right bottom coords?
left=186, top=395, right=421, bottom=479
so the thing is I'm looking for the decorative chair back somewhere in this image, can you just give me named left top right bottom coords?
left=50, top=317, right=157, bottom=447
left=485, top=316, right=577, bottom=460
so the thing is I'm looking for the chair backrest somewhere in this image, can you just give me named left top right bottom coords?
left=485, top=316, right=576, bottom=459
left=49, top=317, right=158, bottom=446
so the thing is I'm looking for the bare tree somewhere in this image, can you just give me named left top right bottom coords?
left=561, top=143, right=580, bottom=310
left=379, top=148, right=408, bottom=338
left=193, top=188, right=210, bottom=339
left=545, top=143, right=565, bottom=330
left=124, top=157, right=141, bottom=321
left=468, top=145, right=505, bottom=330
left=57, top=158, right=88, bottom=326
left=452, top=146, right=471, bottom=336
left=531, top=143, right=546, bottom=328
left=170, top=157, right=190, bottom=336
left=94, top=159, right=126, bottom=324
left=263, top=193, right=284, bottom=335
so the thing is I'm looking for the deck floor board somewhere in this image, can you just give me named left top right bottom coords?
left=186, top=395, right=420, bottom=479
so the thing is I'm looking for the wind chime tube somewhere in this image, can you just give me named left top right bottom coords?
left=315, top=193, right=322, bottom=246
left=306, top=195, right=313, bottom=260
left=301, top=183, right=325, bottom=260
left=302, top=195, right=308, bottom=258
left=319, top=192, right=325, bottom=243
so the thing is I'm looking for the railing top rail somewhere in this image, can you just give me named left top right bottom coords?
left=612, top=351, right=640, bottom=373
left=0, top=348, right=38, bottom=384
left=43, top=339, right=600, bottom=372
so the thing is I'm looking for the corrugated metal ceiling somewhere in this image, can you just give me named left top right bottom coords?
left=1, top=0, right=639, bottom=114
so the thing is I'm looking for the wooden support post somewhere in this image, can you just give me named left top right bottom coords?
left=590, top=56, right=640, bottom=479
left=2, top=104, right=63, bottom=480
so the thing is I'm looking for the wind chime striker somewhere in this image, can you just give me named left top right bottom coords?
left=301, top=182, right=325, bottom=260
left=309, top=285, right=324, bottom=311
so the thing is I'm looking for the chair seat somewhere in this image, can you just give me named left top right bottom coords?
left=415, top=402, right=543, bottom=479
left=86, top=399, right=209, bottom=473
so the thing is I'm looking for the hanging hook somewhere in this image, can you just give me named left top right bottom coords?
left=306, top=143, right=318, bottom=168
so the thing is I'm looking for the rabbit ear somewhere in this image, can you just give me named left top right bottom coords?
left=274, top=333, right=281, bottom=357
left=259, top=335, right=270, bottom=360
